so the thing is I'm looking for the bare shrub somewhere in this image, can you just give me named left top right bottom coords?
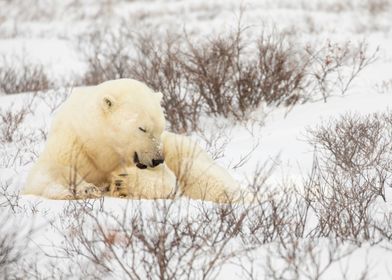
left=41, top=163, right=285, bottom=279
left=0, top=0, right=114, bottom=23
left=77, top=26, right=134, bottom=86
left=51, top=197, right=254, bottom=279
left=0, top=181, right=21, bottom=212
left=242, top=190, right=294, bottom=245
left=252, top=33, right=308, bottom=107
left=0, top=100, right=33, bottom=143
left=180, top=31, right=241, bottom=118
left=196, top=124, right=233, bottom=160
left=0, top=213, right=27, bottom=277
left=365, top=0, right=391, bottom=15
left=306, top=113, right=392, bottom=242
left=129, top=33, right=202, bottom=133
left=0, top=55, right=50, bottom=94
left=79, top=26, right=310, bottom=131
left=0, top=181, right=66, bottom=278
left=42, top=157, right=386, bottom=279
left=37, top=88, right=71, bottom=114
left=180, top=29, right=308, bottom=119
left=264, top=235, right=365, bottom=280
left=0, top=95, right=44, bottom=167
left=80, top=23, right=378, bottom=132
left=306, top=41, right=378, bottom=102
left=0, top=185, right=35, bottom=279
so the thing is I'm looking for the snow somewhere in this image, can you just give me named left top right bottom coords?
left=1, top=0, right=392, bottom=279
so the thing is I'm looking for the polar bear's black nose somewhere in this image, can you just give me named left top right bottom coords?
left=152, top=158, right=164, bottom=167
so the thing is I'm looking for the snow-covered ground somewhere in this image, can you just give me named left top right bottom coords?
left=1, top=0, right=392, bottom=279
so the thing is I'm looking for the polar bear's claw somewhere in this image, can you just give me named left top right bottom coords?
left=109, top=178, right=128, bottom=197
left=76, top=184, right=102, bottom=199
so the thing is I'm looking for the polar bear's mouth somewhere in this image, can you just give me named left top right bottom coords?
left=133, top=152, right=147, bottom=169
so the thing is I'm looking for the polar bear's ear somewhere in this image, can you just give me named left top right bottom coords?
left=102, top=95, right=115, bottom=111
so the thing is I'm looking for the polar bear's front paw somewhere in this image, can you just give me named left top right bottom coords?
left=110, top=178, right=128, bottom=198
left=76, top=183, right=102, bottom=199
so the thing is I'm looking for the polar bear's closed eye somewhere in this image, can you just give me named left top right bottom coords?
left=104, top=97, right=112, bottom=107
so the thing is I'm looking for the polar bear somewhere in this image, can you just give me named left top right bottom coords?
left=23, top=79, right=245, bottom=203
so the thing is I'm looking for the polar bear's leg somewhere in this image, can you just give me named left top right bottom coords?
left=23, top=162, right=102, bottom=200
left=39, top=182, right=100, bottom=200
left=174, top=158, right=246, bottom=203
left=162, top=132, right=246, bottom=203
left=39, top=183, right=74, bottom=200
left=108, top=164, right=177, bottom=199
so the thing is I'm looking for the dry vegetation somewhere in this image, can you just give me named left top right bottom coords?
left=0, top=104, right=29, bottom=143
left=0, top=96, right=48, bottom=169
left=305, top=41, right=378, bottom=102
left=305, top=113, right=392, bottom=243
left=0, top=179, right=37, bottom=279
left=0, top=55, right=50, bottom=94
left=76, top=24, right=377, bottom=132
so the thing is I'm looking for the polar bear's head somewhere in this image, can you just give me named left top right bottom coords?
left=95, top=79, right=165, bottom=169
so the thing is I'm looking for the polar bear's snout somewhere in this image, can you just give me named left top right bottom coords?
left=133, top=152, right=147, bottom=169
left=151, top=158, right=164, bottom=167
left=133, top=152, right=164, bottom=169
